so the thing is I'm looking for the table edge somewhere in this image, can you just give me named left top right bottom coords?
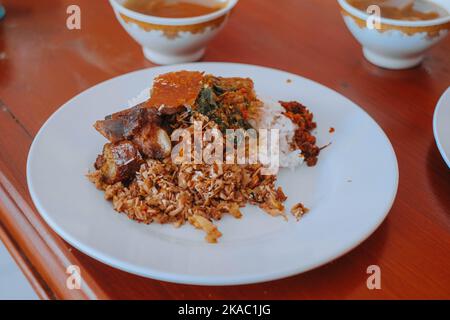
left=0, top=168, right=109, bottom=300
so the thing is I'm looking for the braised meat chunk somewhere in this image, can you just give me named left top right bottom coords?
left=95, top=141, right=143, bottom=185
left=94, top=103, right=159, bottom=143
left=93, top=102, right=172, bottom=160
left=132, top=123, right=172, bottom=159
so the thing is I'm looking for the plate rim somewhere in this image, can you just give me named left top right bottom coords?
left=433, top=87, right=450, bottom=169
left=26, top=62, right=399, bottom=285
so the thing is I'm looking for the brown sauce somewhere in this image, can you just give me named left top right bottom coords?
left=123, top=0, right=226, bottom=18
left=347, top=0, right=448, bottom=21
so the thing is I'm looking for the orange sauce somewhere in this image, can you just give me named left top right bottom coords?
left=347, top=0, right=448, bottom=21
left=123, top=0, right=226, bottom=18
left=147, top=71, right=204, bottom=111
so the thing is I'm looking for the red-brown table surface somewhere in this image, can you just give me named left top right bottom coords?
left=0, top=0, right=449, bottom=300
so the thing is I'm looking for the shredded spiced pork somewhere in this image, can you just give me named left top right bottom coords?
left=280, top=101, right=320, bottom=167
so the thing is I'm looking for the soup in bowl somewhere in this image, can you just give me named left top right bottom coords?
left=338, top=0, right=450, bottom=69
left=109, top=0, right=238, bottom=65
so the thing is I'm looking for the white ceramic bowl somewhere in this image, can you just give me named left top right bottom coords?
left=109, top=0, right=238, bottom=65
left=338, top=0, right=450, bottom=69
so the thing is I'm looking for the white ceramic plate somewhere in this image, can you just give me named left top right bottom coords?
left=433, top=87, right=450, bottom=168
left=27, top=63, right=398, bottom=285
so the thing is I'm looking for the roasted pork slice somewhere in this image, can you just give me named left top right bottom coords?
left=146, top=71, right=204, bottom=115
left=94, top=103, right=160, bottom=143
left=132, top=123, right=172, bottom=159
left=95, top=141, right=143, bottom=185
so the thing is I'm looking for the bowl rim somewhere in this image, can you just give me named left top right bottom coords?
left=337, top=0, right=450, bottom=27
left=109, top=0, right=239, bottom=26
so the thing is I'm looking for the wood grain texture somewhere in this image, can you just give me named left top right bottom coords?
left=0, top=0, right=449, bottom=299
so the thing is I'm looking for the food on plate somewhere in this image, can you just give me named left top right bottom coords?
left=88, top=71, right=323, bottom=243
left=291, top=202, right=310, bottom=221
left=93, top=140, right=143, bottom=185
left=146, top=71, right=204, bottom=115
left=280, top=101, right=320, bottom=167
left=94, top=103, right=157, bottom=143
left=94, top=103, right=172, bottom=159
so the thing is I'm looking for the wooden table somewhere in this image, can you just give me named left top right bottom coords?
left=0, top=0, right=449, bottom=300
